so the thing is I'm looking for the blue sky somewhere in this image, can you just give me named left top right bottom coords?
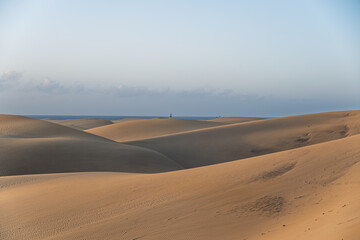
left=0, top=0, right=359, bottom=116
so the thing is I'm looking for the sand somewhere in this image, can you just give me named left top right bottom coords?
left=120, top=111, right=360, bottom=168
left=0, top=115, right=182, bottom=176
left=111, top=118, right=144, bottom=123
left=1, top=110, right=360, bottom=240
left=86, top=118, right=225, bottom=142
left=208, top=116, right=264, bottom=124
left=44, top=118, right=113, bottom=130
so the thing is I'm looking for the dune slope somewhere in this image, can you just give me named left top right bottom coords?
left=1, top=133, right=360, bottom=240
left=208, top=116, right=264, bottom=124
left=0, top=115, right=182, bottom=176
left=111, top=118, right=143, bottom=123
left=126, top=110, right=360, bottom=168
left=86, top=118, right=225, bottom=142
left=45, top=118, right=113, bottom=130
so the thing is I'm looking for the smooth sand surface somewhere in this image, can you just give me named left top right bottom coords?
left=1, top=133, right=359, bottom=240
left=86, top=118, right=225, bottom=142
left=111, top=118, right=144, bottom=124
left=0, top=115, right=182, bottom=176
left=208, top=116, right=264, bottom=123
left=1, top=110, right=360, bottom=240
left=45, top=118, right=113, bottom=130
left=126, top=111, right=360, bottom=168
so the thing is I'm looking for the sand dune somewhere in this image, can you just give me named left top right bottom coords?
left=111, top=118, right=143, bottom=123
left=86, top=118, right=225, bottom=142
left=0, top=115, right=97, bottom=139
left=1, top=133, right=359, bottom=240
left=1, top=111, right=360, bottom=239
left=125, top=110, right=360, bottom=168
left=45, top=118, right=113, bottom=130
left=208, top=116, right=264, bottom=123
left=0, top=115, right=182, bottom=176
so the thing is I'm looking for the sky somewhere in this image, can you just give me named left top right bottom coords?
left=0, top=0, right=359, bottom=117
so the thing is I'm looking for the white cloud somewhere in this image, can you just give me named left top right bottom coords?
left=36, top=77, right=71, bottom=94
left=0, top=70, right=22, bottom=81
left=0, top=70, right=23, bottom=90
left=1, top=70, right=358, bottom=116
left=42, top=78, right=50, bottom=87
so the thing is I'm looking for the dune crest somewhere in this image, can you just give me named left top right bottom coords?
left=1, top=111, right=360, bottom=239
left=0, top=115, right=182, bottom=176
left=1, top=133, right=360, bottom=240
left=111, top=118, right=143, bottom=123
left=126, top=110, right=360, bottom=168
left=86, top=118, right=225, bottom=142
left=208, top=116, right=264, bottom=123
left=45, top=118, right=113, bottom=130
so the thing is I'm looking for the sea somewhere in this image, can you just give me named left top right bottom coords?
left=26, top=115, right=216, bottom=121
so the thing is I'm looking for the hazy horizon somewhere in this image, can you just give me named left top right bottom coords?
left=1, top=0, right=359, bottom=116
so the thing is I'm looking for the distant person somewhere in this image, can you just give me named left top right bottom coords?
left=170, top=113, right=172, bottom=119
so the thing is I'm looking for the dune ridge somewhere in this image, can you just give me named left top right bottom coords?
left=1, top=133, right=360, bottom=239
left=86, top=118, right=226, bottom=142
left=44, top=118, right=113, bottom=130
left=125, top=110, right=360, bottom=168
left=111, top=118, right=143, bottom=123
left=208, top=116, right=264, bottom=123
left=0, top=115, right=182, bottom=176
left=1, top=110, right=360, bottom=240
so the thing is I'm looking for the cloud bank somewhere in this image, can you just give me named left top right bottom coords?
left=1, top=70, right=22, bottom=81
left=0, top=70, right=359, bottom=117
